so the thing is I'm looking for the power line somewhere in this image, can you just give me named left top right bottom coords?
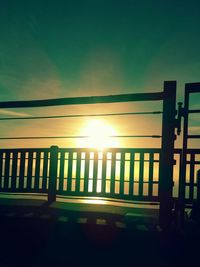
left=0, top=111, right=162, bottom=121
left=0, top=135, right=161, bottom=140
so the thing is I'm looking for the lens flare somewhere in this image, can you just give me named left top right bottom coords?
left=77, top=119, right=119, bottom=148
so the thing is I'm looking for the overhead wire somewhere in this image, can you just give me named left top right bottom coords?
left=0, top=110, right=162, bottom=141
left=0, top=111, right=162, bottom=121
left=0, top=135, right=161, bottom=140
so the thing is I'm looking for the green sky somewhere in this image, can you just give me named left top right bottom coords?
left=0, top=0, right=199, bottom=148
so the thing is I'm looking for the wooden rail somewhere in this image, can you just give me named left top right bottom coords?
left=0, top=92, right=163, bottom=109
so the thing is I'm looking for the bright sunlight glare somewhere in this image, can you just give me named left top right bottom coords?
left=77, top=119, right=120, bottom=149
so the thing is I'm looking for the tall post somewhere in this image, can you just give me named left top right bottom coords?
left=179, top=86, right=189, bottom=226
left=48, top=145, right=59, bottom=203
left=197, top=170, right=200, bottom=207
left=159, top=81, right=177, bottom=229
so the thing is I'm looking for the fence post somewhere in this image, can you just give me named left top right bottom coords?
left=159, top=81, right=177, bottom=229
left=197, top=170, right=200, bottom=206
left=48, top=145, right=59, bottom=203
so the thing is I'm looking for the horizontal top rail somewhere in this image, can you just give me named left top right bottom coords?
left=0, top=147, right=183, bottom=153
left=185, top=83, right=200, bottom=93
left=182, top=148, right=200, bottom=153
left=0, top=92, right=164, bottom=109
left=187, top=135, right=200, bottom=139
left=188, top=109, right=200, bottom=113
left=0, top=148, right=51, bottom=152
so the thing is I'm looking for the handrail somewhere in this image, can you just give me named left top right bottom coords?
left=0, top=92, right=164, bottom=109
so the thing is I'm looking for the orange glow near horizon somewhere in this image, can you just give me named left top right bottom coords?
left=77, top=119, right=120, bottom=149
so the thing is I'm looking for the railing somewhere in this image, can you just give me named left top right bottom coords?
left=0, top=147, right=199, bottom=205
left=0, top=148, right=50, bottom=194
left=183, top=149, right=200, bottom=204
left=55, top=148, right=162, bottom=201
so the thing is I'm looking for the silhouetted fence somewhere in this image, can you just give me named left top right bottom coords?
left=1, top=81, right=200, bottom=227
left=0, top=146, right=199, bottom=205
left=183, top=149, right=200, bottom=204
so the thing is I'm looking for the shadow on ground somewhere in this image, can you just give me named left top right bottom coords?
left=0, top=198, right=199, bottom=267
left=0, top=210, right=199, bottom=267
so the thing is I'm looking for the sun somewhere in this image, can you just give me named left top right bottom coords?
left=77, top=119, right=119, bottom=149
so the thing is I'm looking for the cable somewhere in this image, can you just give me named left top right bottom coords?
left=0, top=135, right=161, bottom=140
left=0, top=111, right=163, bottom=121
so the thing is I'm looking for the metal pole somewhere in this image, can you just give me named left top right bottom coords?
left=179, top=85, right=190, bottom=226
left=159, top=81, right=177, bottom=229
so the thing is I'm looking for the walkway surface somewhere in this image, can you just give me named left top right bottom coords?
left=0, top=195, right=199, bottom=267
left=0, top=194, right=159, bottom=229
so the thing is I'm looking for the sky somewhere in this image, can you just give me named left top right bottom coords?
left=0, top=0, right=199, bottom=148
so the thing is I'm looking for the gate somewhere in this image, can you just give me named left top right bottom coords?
left=180, top=83, right=200, bottom=222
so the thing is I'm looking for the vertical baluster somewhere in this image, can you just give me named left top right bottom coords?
left=110, top=152, right=116, bottom=195
left=120, top=152, right=125, bottom=197
left=4, top=152, right=10, bottom=191
left=139, top=152, right=144, bottom=197
left=75, top=151, right=81, bottom=194
left=84, top=152, right=89, bottom=193
left=92, top=152, right=98, bottom=193
left=19, top=152, right=25, bottom=191
left=27, top=151, right=33, bottom=191
left=67, top=151, right=73, bottom=193
left=59, top=151, right=65, bottom=193
left=148, top=153, right=154, bottom=197
left=101, top=151, right=107, bottom=195
left=34, top=152, right=41, bottom=191
left=129, top=151, right=134, bottom=197
left=42, top=151, right=48, bottom=193
left=189, top=153, right=195, bottom=202
left=178, top=151, right=183, bottom=202
left=11, top=152, right=18, bottom=191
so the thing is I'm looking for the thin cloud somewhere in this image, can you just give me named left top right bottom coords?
left=0, top=109, right=29, bottom=117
